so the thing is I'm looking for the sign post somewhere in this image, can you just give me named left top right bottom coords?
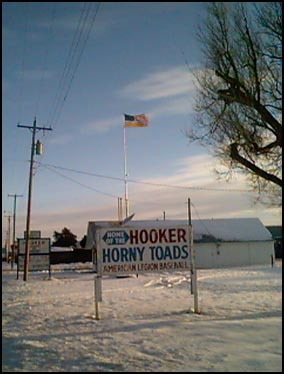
left=93, top=229, right=103, bottom=320
left=188, top=198, right=199, bottom=314
left=93, top=276, right=100, bottom=320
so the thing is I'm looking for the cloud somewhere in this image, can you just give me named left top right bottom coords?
left=125, top=153, right=260, bottom=221
left=81, top=66, right=198, bottom=134
left=149, top=96, right=195, bottom=120
left=132, top=154, right=229, bottom=188
left=118, top=65, right=199, bottom=120
left=81, top=116, right=120, bottom=134
left=37, top=4, right=120, bottom=39
left=49, top=134, right=74, bottom=145
left=15, top=202, right=119, bottom=240
left=118, top=66, right=197, bottom=101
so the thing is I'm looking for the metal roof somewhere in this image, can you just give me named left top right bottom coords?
left=86, top=217, right=273, bottom=247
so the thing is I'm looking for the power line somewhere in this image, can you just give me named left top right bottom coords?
left=47, top=2, right=88, bottom=130
left=35, top=161, right=254, bottom=193
left=35, top=161, right=251, bottom=241
left=35, top=3, right=102, bottom=172
left=35, top=161, right=237, bottom=238
left=40, top=162, right=121, bottom=199
left=47, top=2, right=101, bottom=131
left=17, top=2, right=29, bottom=123
left=37, top=161, right=222, bottom=214
left=190, top=201, right=216, bottom=239
left=34, top=2, right=57, bottom=117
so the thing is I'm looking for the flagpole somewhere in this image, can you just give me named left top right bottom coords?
left=123, top=125, right=129, bottom=218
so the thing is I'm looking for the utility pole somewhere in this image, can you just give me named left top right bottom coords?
left=18, top=117, right=52, bottom=281
left=8, top=194, right=23, bottom=269
left=4, top=211, right=12, bottom=263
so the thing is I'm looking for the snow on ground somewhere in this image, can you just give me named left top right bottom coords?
left=2, top=260, right=282, bottom=372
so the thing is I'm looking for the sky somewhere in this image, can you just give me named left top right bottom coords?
left=2, top=260, right=282, bottom=371
left=2, top=2, right=282, bottom=245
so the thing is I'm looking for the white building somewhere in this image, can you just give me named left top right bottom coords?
left=86, top=217, right=274, bottom=269
left=191, top=218, right=274, bottom=268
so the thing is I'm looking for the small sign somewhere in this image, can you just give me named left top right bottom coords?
left=24, top=230, right=41, bottom=239
left=17, top=255, right=50, bottom=271
left=18, top=238, right=50, bottom=254
left=102, top=230, right=129, bottom=245
left=17, top=238, right=51, bottom=277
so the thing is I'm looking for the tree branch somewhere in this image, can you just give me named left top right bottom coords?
left=230, top=143, right=282, bottom=187
left=216, top=70, right=282, bottom=143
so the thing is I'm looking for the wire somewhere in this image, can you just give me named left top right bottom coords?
left=35, top=2, right=102, bottom=172
left=47, top=2, right=88, bottom=130
left=41, top=161, right=231, bottom=241
left=191, top=201, right=216, bottom=238
left=35, top=161, right=254, bottom=193
left=17, top=2, right=29, bottom=123
left=35, top=161, right=233, bottom=237
left=59, top=2, right=101, bottom=116
left=34, top=160, right=253, bottom=240
left=40, top=162, right=121, bottom=199
left=47, top=2, right=101, bottom=131
left=34, top=3, right=57, bottom=117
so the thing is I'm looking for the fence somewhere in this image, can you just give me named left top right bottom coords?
left=50, top=249, right=93, bottom=264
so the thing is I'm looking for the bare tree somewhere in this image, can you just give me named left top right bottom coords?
left=189, top=2, right=282, bottom=205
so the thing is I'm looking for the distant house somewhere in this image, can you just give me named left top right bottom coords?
left=86, top=217, right=274, bottom=269
left=266, top=226, right=282, bottom=259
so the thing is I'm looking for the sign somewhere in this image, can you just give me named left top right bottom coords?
left=18, top=238, right=50, bottom=254
left=17, top=238, right=50, bottom=275
left=102, top=230, right=129, bottom=245
left=96, top=225, right=191, bottom=275
left=24, top=230, right=41, bottom=239
left=17, top=255, right=50, bottom=271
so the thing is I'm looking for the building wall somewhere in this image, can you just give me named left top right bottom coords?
left=194, top=241, right=275, bottom=269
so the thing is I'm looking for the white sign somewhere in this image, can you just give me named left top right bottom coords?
left=18, top=238, right=50, bottom=254
left=96, top=225, right=191, bottom=275
left=17, top=255, right=50, bottom=271
left=17, top=238, right=50, bottom=273
left=24, top=230, right=41, bottom=239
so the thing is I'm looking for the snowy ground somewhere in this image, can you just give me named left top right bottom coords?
left=2, top=260, right=282, bottom=372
